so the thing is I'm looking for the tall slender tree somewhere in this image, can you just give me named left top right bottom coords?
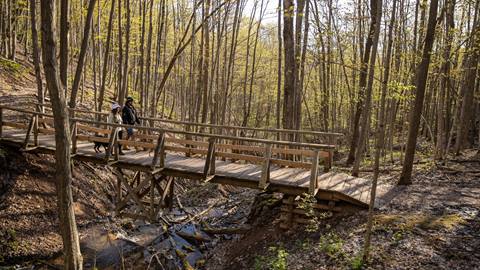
left=39, top=0, right=82, bottom=268
left=29, top=0, right=43, bottom=111
left=352, top=0, right=383, bottom=176
left=69, top=0, right=96, bottom=110
left=398, top=0, right=439, bottom=185
left=283, top=0, right=296, bottom=133
left=60, top=0, right=69, bottom=90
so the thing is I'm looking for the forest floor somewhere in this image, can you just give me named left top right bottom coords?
left=0, top=53, right=479, bottom=269
left=204, top=158, right=480, bottom=270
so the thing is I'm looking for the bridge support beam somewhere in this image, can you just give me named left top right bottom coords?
left=279, top=194, right=350, bottom=230
left=113, top=167, right=176, bottom=223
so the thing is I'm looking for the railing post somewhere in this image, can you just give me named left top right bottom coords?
left=309, top=149, right=320, bottom=195
left=33, top=114, right=39, bottom=146
left=152, top=131, right=165, bottom=168
left=324, top=136, right=335, bottom=172
left=71, top=120, right=78, bottom=154
left=259, top=143, right=272, bottom=189
left=204, top=137, right=216, bottom=178
left=105, top=126, right=118, bottom=162
left=23, top=115, right=36, bottom=149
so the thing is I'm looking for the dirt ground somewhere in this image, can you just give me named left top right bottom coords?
left=204, top=157, right=480, bottom=270
left=0, top=143, right=120, bottom=264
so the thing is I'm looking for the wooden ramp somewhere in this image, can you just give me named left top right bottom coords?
left=0, top=105, right=383, bottom=226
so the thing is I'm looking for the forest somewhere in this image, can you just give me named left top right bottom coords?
left=0, top=0, right=479, bottom=269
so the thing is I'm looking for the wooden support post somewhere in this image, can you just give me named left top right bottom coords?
left=325, top=150, right=333, bottom=172
left=150, top=174, right=155, bottom=221
left=168, top=177, right=174, bottom=211
left=325, top=136, right=334, bottom=172
left=105, top=127, right=118, bottom=162
left=115, top=171, right=150, bottom=215
left=115, top=168, right=123, bottom=216
left=160, top=176, right=173, bottom=207
left=204, top=137, right=216, bottom=179
left=259, top=143, right=272, bottom=189
left=153, top=175, right=166, bottom=216
left=33, top=114, right=39, bottom=146
left=281, top=195, right=295, bottom=229
left=23, top=115, right=36, bottom=149
left=132, top=171, right=141, bottom=187
left=71, top=120, right=77, bottom=154
left=309, top=150, right=320, bottom=195
left=151, top=131, right=165, bottom=168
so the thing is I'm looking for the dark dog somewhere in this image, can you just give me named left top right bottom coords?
left=93, top=140, right=109, bottom=153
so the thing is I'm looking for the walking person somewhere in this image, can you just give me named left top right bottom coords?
left=122, top=96, right=140, bottom=150
left=107, top=102, right=125, bottom=155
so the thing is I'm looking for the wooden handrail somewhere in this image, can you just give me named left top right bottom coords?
left=0, top=105, right=336, bottom=150
left=69, top=117, right=336, bottom=150
left=32, top=102, right=343, bottom=138
left=1, top=105, right=339, bottom=179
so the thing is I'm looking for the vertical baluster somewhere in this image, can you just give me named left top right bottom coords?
left=309, top=149, right=320, bottom=195
left=204, top=137, right=216, bottom=179
left=71, top=120, right=77, bottom=154
left=33, top=114, right=39, bottom=146
left=259, top=143, right=272, bottom=189
left=152, top=131, right=165, bottom=168
left=105, top=126, right=118, bottom=162
left=23, top=115, right=35, bottom=149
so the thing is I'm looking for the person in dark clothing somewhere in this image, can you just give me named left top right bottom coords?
left=122, top=96, right=140, bottom=150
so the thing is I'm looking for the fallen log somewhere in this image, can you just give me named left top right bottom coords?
left=203, top=224, right=252, bottom=235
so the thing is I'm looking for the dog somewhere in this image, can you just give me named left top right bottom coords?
left=93, top=140, right=109, bottom=153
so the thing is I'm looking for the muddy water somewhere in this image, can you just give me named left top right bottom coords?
left=41, top=188, right=258, bottom=269
left=77, top=222, right=215, bottom=269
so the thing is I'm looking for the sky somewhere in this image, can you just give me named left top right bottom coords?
left=243, top=0, right=281, bottom=25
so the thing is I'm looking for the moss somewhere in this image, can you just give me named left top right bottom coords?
left=375, top=213, right=466, bottom=231
left=418, top=214, right=466, bottom=230
left=0, top=57, right=25, bottom=75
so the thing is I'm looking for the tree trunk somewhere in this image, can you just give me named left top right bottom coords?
left=398, top=0, right=439, bottom=185
left=98, top=0, right=115, bottom=112
left=59, top=0, right=68, bottom=90
left=436, top=0, right=455, bottom=160
left=276, top=0, right=282, bottom=135
left=117, top=0, right=123, bottom=102
left=352, top=0, right=382, bottom=176
left=119, top=0, right=130, bottom=106
left=69, top=0, right=96, bottom=110
left=347, top=0, right=376, bottom=165
left=293, top=0, right=306, bottom=132
left=29, top=0, right=43, bottom=111
left=362, top=0, right=396, bottom=261
left=454, top=4, right=480, bottom=153
left=201, top=0, right=211, bottom=123
left=296, top=0, right=310, bottom=133
left=283, top=0, right=296, bottom=133
left=39, top=0, right=83, bottom=268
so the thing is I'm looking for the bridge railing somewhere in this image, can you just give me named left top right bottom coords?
left=0, top=105, right=338, bottom=194
left=33, top=102, right=343, bottom=145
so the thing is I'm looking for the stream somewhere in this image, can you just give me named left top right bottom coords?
left=46, top=195, right=256, bottom=270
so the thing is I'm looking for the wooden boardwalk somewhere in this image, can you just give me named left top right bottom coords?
left=0, top=104, right=382, bottom=225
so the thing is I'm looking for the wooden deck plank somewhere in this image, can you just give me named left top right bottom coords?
left=0, top=128, right=378, bottom=207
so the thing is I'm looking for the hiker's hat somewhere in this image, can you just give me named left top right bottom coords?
left=111, top=102, right=121, bottom=110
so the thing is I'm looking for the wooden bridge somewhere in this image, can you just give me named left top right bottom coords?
left=0, top=104, right=375, bottom=228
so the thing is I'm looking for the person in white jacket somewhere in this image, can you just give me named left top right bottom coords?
left=107, top=102, right=125, bottom=155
